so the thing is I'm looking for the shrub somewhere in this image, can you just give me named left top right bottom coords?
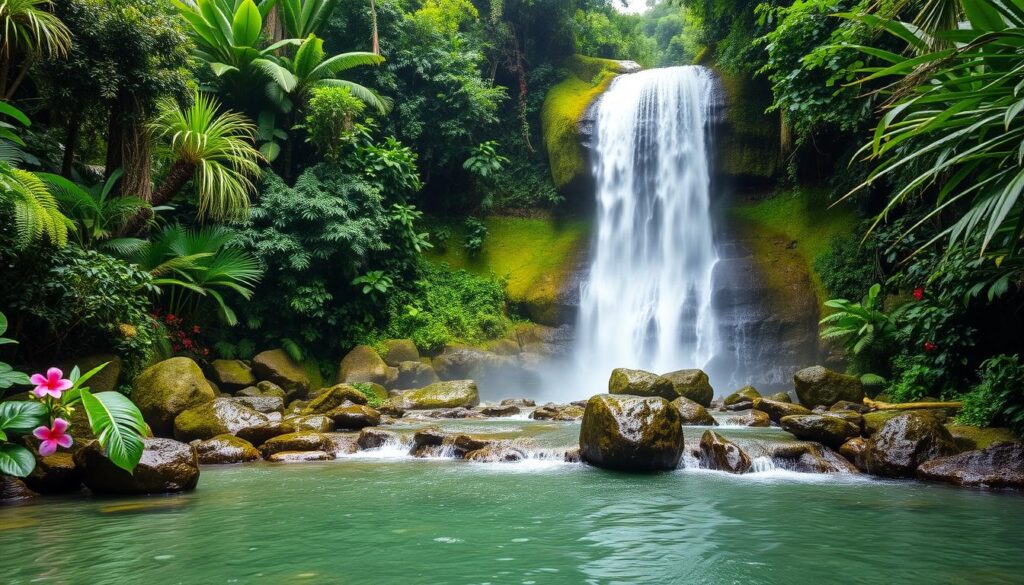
left=957, top=355, right=1024, bottom=435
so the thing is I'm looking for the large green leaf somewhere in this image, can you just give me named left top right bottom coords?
left=232, top=0, right=263, bottom=47
left=0, top=443, right=35, bottom=477
left=80, top=390, right=147, bottom=473
left=0, top=363, right=30, bottom=389
left=0, top=401, right=46, bottom=434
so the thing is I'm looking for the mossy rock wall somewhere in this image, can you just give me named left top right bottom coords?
left=426, top=215, right=589, bottom=326
left=540, top=55, right=636, bottom=195
left=712, top=70, right=783, bottom=183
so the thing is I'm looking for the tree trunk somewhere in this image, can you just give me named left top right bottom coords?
left=61, top=117, right=80, bottom=178
left=121, top=112, right=152, bottom=201
left=151, top=159, right=196, bottom=208
left=369, top=0, right=380, bottom=55
left=864, top=398, right=963, bottom=411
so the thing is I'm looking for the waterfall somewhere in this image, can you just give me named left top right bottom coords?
left=571, top=66, right=719, bottom=393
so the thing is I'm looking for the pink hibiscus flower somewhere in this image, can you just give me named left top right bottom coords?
left=30, top=367, right=73, bottom=399
left=33, top=418, right=73, bottom=456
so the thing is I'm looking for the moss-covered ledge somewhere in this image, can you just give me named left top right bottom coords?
left=540, top=55, right=638, bottom=191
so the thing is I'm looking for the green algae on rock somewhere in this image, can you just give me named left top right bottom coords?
left=579, top=394, right=684, bottom=472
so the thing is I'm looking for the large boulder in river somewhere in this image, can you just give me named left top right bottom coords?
left=132, top=357, right=216, bottom=436
left=864, top=412, right=959, bottom=478
left=259, top=431, right=330, bottom=457
left=303, top=384, right=367, bottom=414
left=393, top=380, right=480, bottom=410
left=579, top=394, right=684, bottom=472
left=608, top=368, right=676, bottom=400
left=191, top=434, right=261, bottom=464
left=770, top=442, right=859, bottom=474
left=661, top=369, right=713, bottom=406
left=380, top=339, right=419, bottom=366
left=252, top=349, right=311, bottom=398
left=235, top=421, right=296, bottom=446
left=392, top=360, right=440, bottom=389
left=794, top=366, right=864, bottom=408
left=209, top=359, right=256, bottom=391
left=671, top=396, right=717, bottom=426
left=173, top=398, right=269, bottom=442
left=780, top=414, right=860, bottom=448
left=917, top=442, right=1024, bottom=488
left=724, top=385, right=761, bottom=408
left=74, top=438, right=199, bottom=494
left=699, top=430, right=751, bottom=473
left=752, top=397, right=810, bottom=423
left=326, top=404, right=380, bottom=430
left=336, top=345, right=394, bottom=386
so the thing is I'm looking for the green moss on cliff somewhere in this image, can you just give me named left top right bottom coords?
left=541, top=56, right=625, bottom=189
left=715, top=70, right=782, bottom=179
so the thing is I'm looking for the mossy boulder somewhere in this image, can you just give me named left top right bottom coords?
left=465, top=443, right=528, bottom=463
left=380, top=339, right=419, bottom=366
left=662, top=369, right=714, bottom=407
left=608, top=368, right=677, bottom=400
left=698, top=430, right=751, bottom=474
left=839, top=437, right=868, bottom=471
left=237, top=383, right=286, bottom=399
left=357, top=428, right=402, bottom=450
left=752, top=397, right=810, bottom=423
left=917, top=442, right=1024, bottom=488
left=337, top=345, right=394, bottom=386
left=863, top=410, right=905, bottom=436
left=252, top=349, right=311, bottom=398
left=209, top=359, right=256, bottom=391
left=74, top=438, right=199, bottom=494
left=767, top=392, right=793, bottom=403
left=173, top=398, right=269, bottom=442
left=671, top=396, right=717, bottom=426
left=326, top=404, right=380, bottom=430
left=864, top=412, right=959, bottom=478
left=268, top=451, right=332, bottom=462
left=283, top=414, right=336, bottom=433
left=191, top=434, right=261, bottom=465
left=724, top=386, right=761, bottom=408
left=393, top=360, right=440, bottom=389
left=393, top=380, right=480, bottom=410
left=945, top=426, right=1018, bottom=451
left=780, top=414, right=860, bottom=448
left=57, top=354, right=122, bottom=392
left=770, top=442, right=859, bottom=474
left=132, top=357, right=216, bottom=437
left=259, top=431, right=330, bottom=457
left=734, top=410, right=771, bottom=427
left=231, top=395, right=284, bottom=414
left=235, top=421, right=296, bottom=446
left=530, top=403, right=586, bottom=421
left=25, top=452, right=80, bottom=494
left=303, top=384, right=368, bottom=414
left=794, top=366, right=864, bottom=409
left=579, top=394, right=684, bottom=472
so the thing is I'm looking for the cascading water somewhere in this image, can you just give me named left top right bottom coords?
left=571, top=66, right=719, bottom=393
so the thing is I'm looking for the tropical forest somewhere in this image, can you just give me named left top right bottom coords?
left=1, top=0, right=1024, bottom=582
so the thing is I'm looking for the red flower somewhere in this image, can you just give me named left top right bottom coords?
left=913, top=287, right=924, bottom=301
left=192, top=325, right=201, bottom=334
left=923, top=341, right=937, bottom=352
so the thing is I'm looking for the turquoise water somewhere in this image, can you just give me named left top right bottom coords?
left=2, top=422, right=1024, bottom=584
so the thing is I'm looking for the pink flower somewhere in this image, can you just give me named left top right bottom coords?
left=33, top=418, right=73, bottom=456
left=30, top=367, right=73, bottom=399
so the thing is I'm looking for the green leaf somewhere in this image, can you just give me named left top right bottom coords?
left=0, top=401, right=45, bottom=434
left=0, top=443, right=35, bottom=477
left=0, top=363, right=30, bottom=389
left=232, top=0, right=263, bottom=46
left=80, top=390, right=147, bottom=473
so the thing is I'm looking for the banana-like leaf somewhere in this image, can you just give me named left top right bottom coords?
left=0, top=443, right=35, bottom=477
left=79, top=390, right=147, bottom=473
left=0, top=401, right=46, bottom=434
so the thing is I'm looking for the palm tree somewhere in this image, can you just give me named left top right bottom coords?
left=256, top=34, right=388, bottom=114
left=39, top=169, right=151, bottom=250
left=0, top=0, right=72, bottom=98
left=148, top=92, right=263, bottom=220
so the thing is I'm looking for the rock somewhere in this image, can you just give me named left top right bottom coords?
left=380, top=339, right=419, bottom=366
left=830, top=400, right=870, bottom=414
left=326, top=404, right=381, bottom=430
left=752, top=398, right=811, bottom=423
left=839, top=438, right=868, bottom=472
left=392, top=360, right=440, bottom=389
left=770, top=442, right=859, bottom=474
left=259, top=432, right=330, bottom=457
left=284, top=414, right=336, bottom=433
left=337, top=345, right=394, bottom=386
left=447, top=435, right=492, bottom=458
left=74, top=438, right=200, bottom=494
left=794, top=366, right=864, bottom=408
left=131, top=357, right=216, bottom=437
left=822, top=410, right=864, bottom=431
left=661, top=369, right=714, bottom=406
left=608, top=368, right=677, bottom=400
left=780, top=415, right=860, bottom=448
left=432, top=346, right=503, bottom=380
left=767, top=392, right=793, bottom=403
left=173, top=398, right=269, bottom=442
left=863, top=410, right=904, bottom=436
left=465, top=444, right=528, bottom=463
left=671, top=396, right=717, bottom=426
left=724, top=386, right=761, bottom=408
left=917, top=442, right=1024, bottom=488
left=357, top=428, right=402, bottom=450
left=209, top=359, right=256, bottom=391
left=255, top=381, right=288, bottom=398
left=231, top=396, right=284, bottom=414
left=235, top=421, right=296, bottom=446
left=191, top=434, right=261, bottom=464
left=412, top=427, right=447, bottom=448
left=393, top=380, right=480, bottom=410
left=578, top=394, right=684, bottom=472
left=501, top=398, right=535, bottom=407
left=58, top=354, right=122, bottom=392
left=698, top=430, right=751, bottom=473
left=0, top=475, right=37, bottom=501
left=864, top=412, right=959, bottom=478
left=322, top=433, right=359, bottom=456
left=303, top=384, right=368, bottom=414
left=424, top=407, right=483, bottom=419
left=734, top=410, right=771, bottom=427
left=946, top=426, right=1019, bottom=451
left=479, top=404, right=521, bottom=417
left=25, top=452, right=80, bottom=494
left=252, top=349, right=311, bottom=399
left=267, top=451, right=332, bottom=462
left=530, top=403, right=585, bottom=421
left=485, top=338, right=521, bottom=356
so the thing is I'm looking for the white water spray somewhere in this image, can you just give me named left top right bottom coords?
left=571, top=66, right=719, bottom=393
